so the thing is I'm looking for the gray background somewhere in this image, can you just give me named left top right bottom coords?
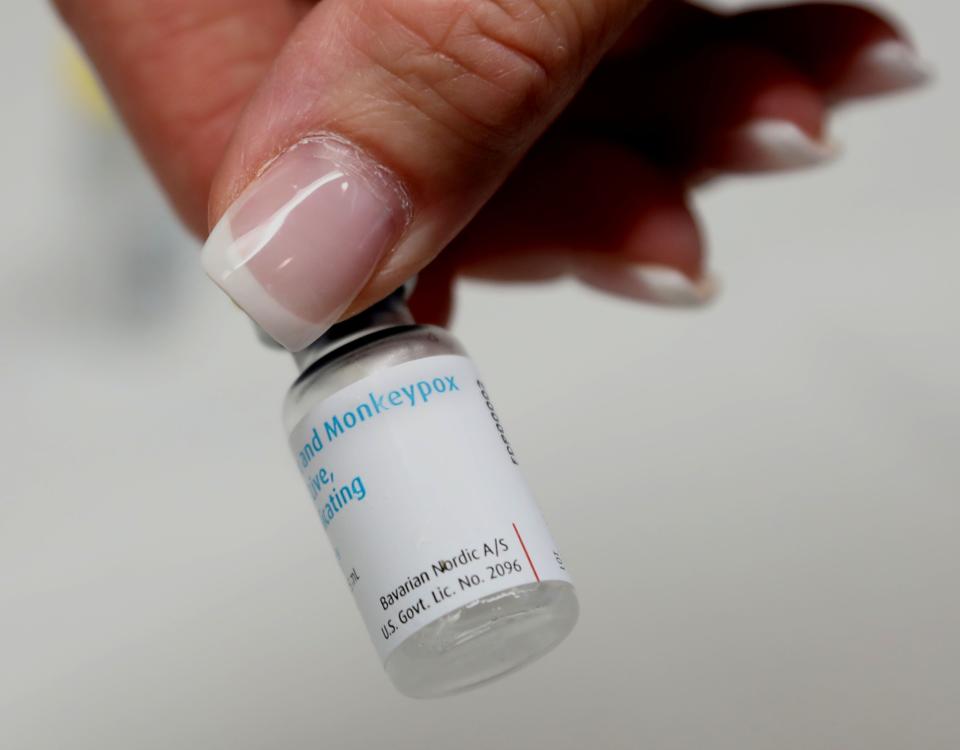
left=1, top=1, right=957, bottom=748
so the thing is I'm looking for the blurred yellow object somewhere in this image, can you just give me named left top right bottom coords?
left=58, top=38, right=113, bottom=124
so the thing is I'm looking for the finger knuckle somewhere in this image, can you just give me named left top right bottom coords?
left=344, top=0, right=592, bottom=148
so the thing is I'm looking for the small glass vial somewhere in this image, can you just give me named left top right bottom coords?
left=280, top=285, right=578, bottom=698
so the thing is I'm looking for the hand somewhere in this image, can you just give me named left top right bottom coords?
left=56, top=0, right=929, bottom=348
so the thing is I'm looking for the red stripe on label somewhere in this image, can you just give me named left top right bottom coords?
left=512, top=523, right=540, bottom=582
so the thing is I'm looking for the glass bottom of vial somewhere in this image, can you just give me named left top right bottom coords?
left=384, top=580, right=578, bottom=699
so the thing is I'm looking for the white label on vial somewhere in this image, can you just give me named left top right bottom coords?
left=288, top=354, right=571, bottom=661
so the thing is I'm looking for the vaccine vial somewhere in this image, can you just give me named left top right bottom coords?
left=281, top=286, right=579, bottom=697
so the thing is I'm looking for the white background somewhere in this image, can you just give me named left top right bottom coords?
left=1, top=2, right=957, bottom=748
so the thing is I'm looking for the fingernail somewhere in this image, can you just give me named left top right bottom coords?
left=714, top=119, right=838, bottom=172
left=830, top=39, right=933, bottom=100
left=201, top=135, right=411, bottom=351
left=578, top=261, right=719, bottom=307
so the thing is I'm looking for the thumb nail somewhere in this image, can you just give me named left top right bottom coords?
left=202, top=135, right=411, bottom=351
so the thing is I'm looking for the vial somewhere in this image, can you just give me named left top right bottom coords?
left=280, top=285, right=579, bottom=697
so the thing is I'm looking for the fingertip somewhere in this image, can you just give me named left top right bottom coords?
left=642, top=41, right=831, bottom=175
left=576, top=260, right=719, bottom=308
left=613, top=194, right=704, bottom=279
left=828, top=38, right=934, bottom=102
left=706, top=118, right=839, bottom=173
left=730, top=3, right=932, bottom=102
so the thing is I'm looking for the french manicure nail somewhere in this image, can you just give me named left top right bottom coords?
left=578, top=261, right=719, bottom=307
left=716, top=119, right=838, bottom=172
left=202, top=135, right=411, bottom=351
left=831, top=39, right=933, bottom=100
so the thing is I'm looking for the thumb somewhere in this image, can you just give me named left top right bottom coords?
left=202, top=0, right=641, bottom=350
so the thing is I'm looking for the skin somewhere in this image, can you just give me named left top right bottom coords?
left=54, top=0, right=923, bottom=325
